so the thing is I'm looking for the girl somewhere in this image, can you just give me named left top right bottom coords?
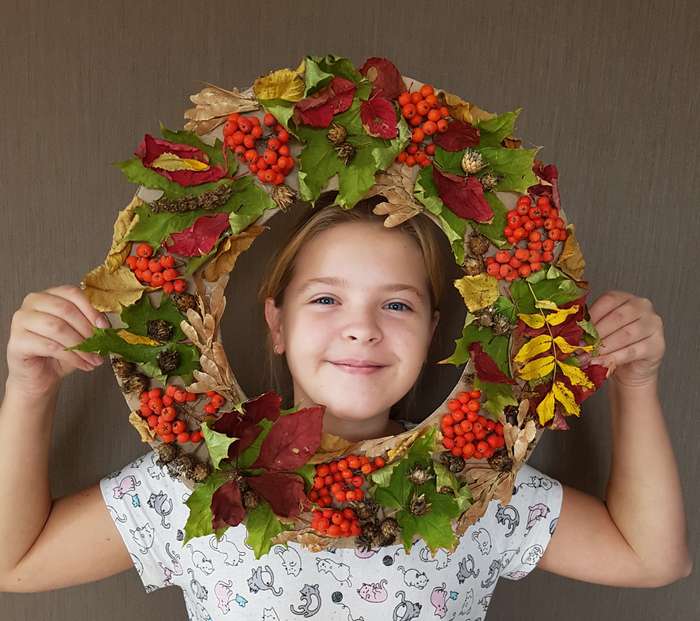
left=0, top=195, right=691, bottom=620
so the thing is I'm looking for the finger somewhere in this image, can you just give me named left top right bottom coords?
left=591, top=298, right=644, bottom=341
left=26, top=288, right=104, bottom=341
left=18, top=330, right=98, bottom=372
left=44, top=284, right=109, bottom=332
left=587, top=290, right=636, bottom=326
left=591, top=332, right=656, bottom=369
left=20, top=309, right=103, bottom=367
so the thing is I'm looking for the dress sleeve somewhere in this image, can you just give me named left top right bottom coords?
left=497, top=462, right=563, bottom=580
left=99, top=449, right=190, bottom=593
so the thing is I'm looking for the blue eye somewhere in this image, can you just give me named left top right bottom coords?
left=310, top=297, right=411, bottom=311
left=311, top=296, right=335, bottom=305
left=386, top=301, right=411, bottom=312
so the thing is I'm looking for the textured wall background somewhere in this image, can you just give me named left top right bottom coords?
left=0, top=0, right=697, bottom=618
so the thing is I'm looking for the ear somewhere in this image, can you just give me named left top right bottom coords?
left=264, top=297, right=285, bottom=354
left=430, top=309, right=440, bottom=337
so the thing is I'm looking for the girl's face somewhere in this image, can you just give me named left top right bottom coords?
left=264, top=220, right=439, bottom=440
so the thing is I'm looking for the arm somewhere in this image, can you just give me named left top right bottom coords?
left=538, top=291, right=692, bottom=586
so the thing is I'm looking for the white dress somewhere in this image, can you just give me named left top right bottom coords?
left=100, top=420, right=563, bottom=621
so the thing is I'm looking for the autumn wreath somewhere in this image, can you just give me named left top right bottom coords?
left=73, top=54, right=609, bottom=559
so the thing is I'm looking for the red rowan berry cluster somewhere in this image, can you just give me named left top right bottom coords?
left=485, top=194, right=567, bottom=282
left=395, top=84, right=450, bottom=167
left=308, top=454, right=386, bottom=510
left=203, top=390, right=225, bottom=415
left=125, top=243, right=188, bottom=294
left=223, top=112, right=293, bottom=186
left=138, top=385, right=203, bottom=445
left=311, top=507, right=363, bottom=538
left=440, top=390, right=505, bottom=460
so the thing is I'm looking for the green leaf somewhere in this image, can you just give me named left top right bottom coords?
left=474, top=108, right=523, bottom=148
left=294, top=463, right=316, bottom=491
left=227, top=174, right=277, bottom=234
left=473, top=377, right=518, bottom=420
left=158, top=124, right=238, bottom=176
left=244, top=501, right=292, bottom=559
left=440, top=314, right=510, bottom=377
left=509, top=271, right=586, bottom=314
left=472, top=192, right=508, bottom=248
left=69, top=328, right=200, bottom=384
left=493, top=295, right=517, bottom=323
left=475, top=146, right=539, bottom=193
left=183, top=470, right=231, bottom=544
left=201, top=421, right=238, bottom=470
left=119, top=292, right=188, bottom=342
left=236, top=418, right=275, bottom=470
left=297, top=125, right=343, bottom=204
left=304, top=54, right=364, bottom=95
left=114, top=157, right=188, bottom=198
left=433, top=146, right=465, bottom=175
left=258, top=99, right=297, bottom=137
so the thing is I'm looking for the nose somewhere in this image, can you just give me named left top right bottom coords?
left=341, top=307, right=382, bottom=344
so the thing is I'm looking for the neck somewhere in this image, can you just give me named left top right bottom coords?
left=321, top=410, right=404, bottom=442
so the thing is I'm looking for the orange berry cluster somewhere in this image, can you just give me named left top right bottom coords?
left=138, top=385, right=204, bottom=445
left=311, top=507, right=363, bottom=538
left=440, top=390, right=505, bottom=460
left=485, top=195, right=568, bottom=282
left=223, top=112, right=293, bottom=186
left=125, top=243, right=188, bottom=294
left=396, top=84, right=450, bottom=168
left=308, top=454, right=386, bottom=509
left=203, top=390, right=226, bottom=415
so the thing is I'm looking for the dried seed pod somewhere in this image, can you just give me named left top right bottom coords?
left=467, top=232, right=490, bottom=256
left=436, top=451, right=453, bottom=466
left=242, top=489, right=259, bottom=511
left=349, top=499, right=380, bottom=523
left=378, top=517, right=400, bottom=543
left=408, top=492, right=431, bottom=516
left=487, top=447, right=513, bottom=472
left=504, top=405, right=519, bottom=426
left=407, top=463, right=434, bottom=486
left=157, top=349, right=180, bottom=374
left=149, top=181, right=235, bottom=213
left=447, top=455, right=466, bottom=474
left=192, top=462, right=211, bottom=483
left=167, top=454, right=196, bottom=480
left=334, top=142, right=355, bottom=166
left=154, top=442, right=179, bottom=465
left=492, top=314, right=511, bottom=336
left=479, top=170, right=499, bottom=192
left=147, top=319, right=175, bottom=342
left=356, top=521, right=381, bottom=553
left=461, top=148, right=485, bottom=174
left=326, top=121, right=347, bottom=145
left=111, top=356, right=137, bottom=379
left=170, top=292, right=199, bottom=316
left=463, top=255, right=484, bottom=276
left=270, top=183, right=296, bottom=212
left=122, top=373, right=150, bottom=395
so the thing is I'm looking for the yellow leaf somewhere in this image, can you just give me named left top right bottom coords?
left=517, top=312, right=545, bottom=328
left=116, top=329, right=160, bottom=346
left=556, top=360, right=595, bottom=389
left=105, top=194, right=142, bottom=273
left=453, top=273, right=499, bottom=312
left=536, top=390, right=555, bottom=426
left=441, top=91, right=496, bottom=125
left=517, top=354, right=555, bottom=381
left=151, top=152, right=210, bottom=171
left=545, top=304, right=579, bottom=326
left=513, top=334, right=553, bottom=364
left=553, top=336, right=594, bottom=354
left=534, top=299, right=559, bottom=311
left=80, top=264, right=147, bottom=313
left=555, top=223, right=586, bottom=281
left=552, top=381, right=580, bottom=416
left=252, top=59, right=306, bottom=102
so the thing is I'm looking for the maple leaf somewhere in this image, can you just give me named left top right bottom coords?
left=211, top=479, right=246, bottom=529
left=431, top=166, right=494, bottom=222
left=529, top=159, right=561, bottom=212
left=247, top=471, right=311, bottom=518
left=468, top=342, right=515, bottom=384
left=135, top=134, right=227, bottom=187
left=360, top=96, right=398, bottom=139
left=432, top=119, right=480, bottom=151
left=358, top=57, right=406, bottom=100
left=292, top=76, right=356, bottom=128
left=164, top=213, right=231, bottom=257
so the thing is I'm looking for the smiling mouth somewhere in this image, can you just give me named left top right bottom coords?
left=330, top=362, right=386, bottom=375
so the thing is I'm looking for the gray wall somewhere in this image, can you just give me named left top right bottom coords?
left=1, top=0, right=697, bottom=618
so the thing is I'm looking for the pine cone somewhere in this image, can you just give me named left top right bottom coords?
left=504, top=405, right=519, bottom=426
left=349, top=499, right=380, bottom=523
left=461, top=148, right=485, bottom=174
left=192, top=462, right=211, bottom=483
left=487, top=447, right=513, bottom=472
left=467, top=232, right=490, bottom=256
left=122, top=373, right=150, bottom=395
left=378, top=517, right=400, bottom=542
left=463, top=255, right=484, bottom=276
left=147, top=319, right=174, bottom=342
left=154, top=443, right=179, bottom=465
left=479, top=170, right=499, bottom=192
left=149, top=182, right=235, bottom=214
left=447, top=455, right=466, bottom=474
left=157, top=349, right=180, bottom=374
left=167, top=454, right=196, bottom=480
left=408, top=492, right=431, bottom=516
left=407, top=464, right=433, bottom=486
left=170, top=292, right=198, bottom=315
left=270, top=184, right=296, bottom=212
left=492, top=314, right=511, bottom=336
left=112, top=356, right=137, bottom=380
left=334, top=142, right=355, bottom=166
left=326, top=122, right=347, bottom=145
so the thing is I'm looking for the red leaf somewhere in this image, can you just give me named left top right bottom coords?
left=468, top=342, right=516, bottom=384
left=358, top=57, right=406, bottom=100
left=251, top=404, right=325, bottom=471
left=135, top=134, right=227, bottom=187
left=293, top=76, right=356, bottom=128
left=529, top=160, right=561, bottom=212
left=211, top=479, right=246, bottom=529
left=432, top=120, right=480, bottom=151
left=211, top=392, right=282, bottom=460
left=164, top=213, right=230, bottom=257
left=360, top=96, right=398, bottom=139
left=247, top=472, right=311, bottom=518
left=432, top=166, right=494, bottom=222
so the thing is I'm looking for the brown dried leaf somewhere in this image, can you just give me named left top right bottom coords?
left=129, top=411, right=156, bottom=443
left=180, top=320, right=202, bottom=348
left=271, top=528, right=334, bottom=552
left=183, top=83, right=259, bottom=136
left=200, top=354, right=224, bottom=384
left=502, top=137, right=522, bottom=149
left=440, top=91, right=496, bottom=125
left=81, top=265, right=147, bottom=313
left=105, top=194, right=142, bottom=273
left=185, top=309, right=207, bottom=343
left=363, top=163, right=424, bottom=228
left=555, top=223, right=586, bottom=281
left=202, top=225, right=267, bottom=282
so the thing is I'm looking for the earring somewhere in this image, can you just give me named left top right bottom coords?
left=273, top=344, right=282, bottom=354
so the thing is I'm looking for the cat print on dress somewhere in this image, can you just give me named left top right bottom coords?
left=289, top=583, right=322, bottom=617
left=100, top=454, right=563, bottom=621
left=494, top=504, right=519, bottom=537
left=393, top=590, right=422, bottom=621
left=315, top=556, right=352, bottom=586
left=247, top=565, right=283, bottom=595
left=357, top=577, right=388, bottom=602
left=209, top=533, right=247, bottom=567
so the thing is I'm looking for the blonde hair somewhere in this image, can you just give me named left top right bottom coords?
left=256, top=191, right=449, bottom=420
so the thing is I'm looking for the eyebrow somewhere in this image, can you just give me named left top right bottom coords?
left=297, top=276, right=425, bottom=299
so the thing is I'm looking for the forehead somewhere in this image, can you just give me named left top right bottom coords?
left=290, top=221, right=429, bottom=291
